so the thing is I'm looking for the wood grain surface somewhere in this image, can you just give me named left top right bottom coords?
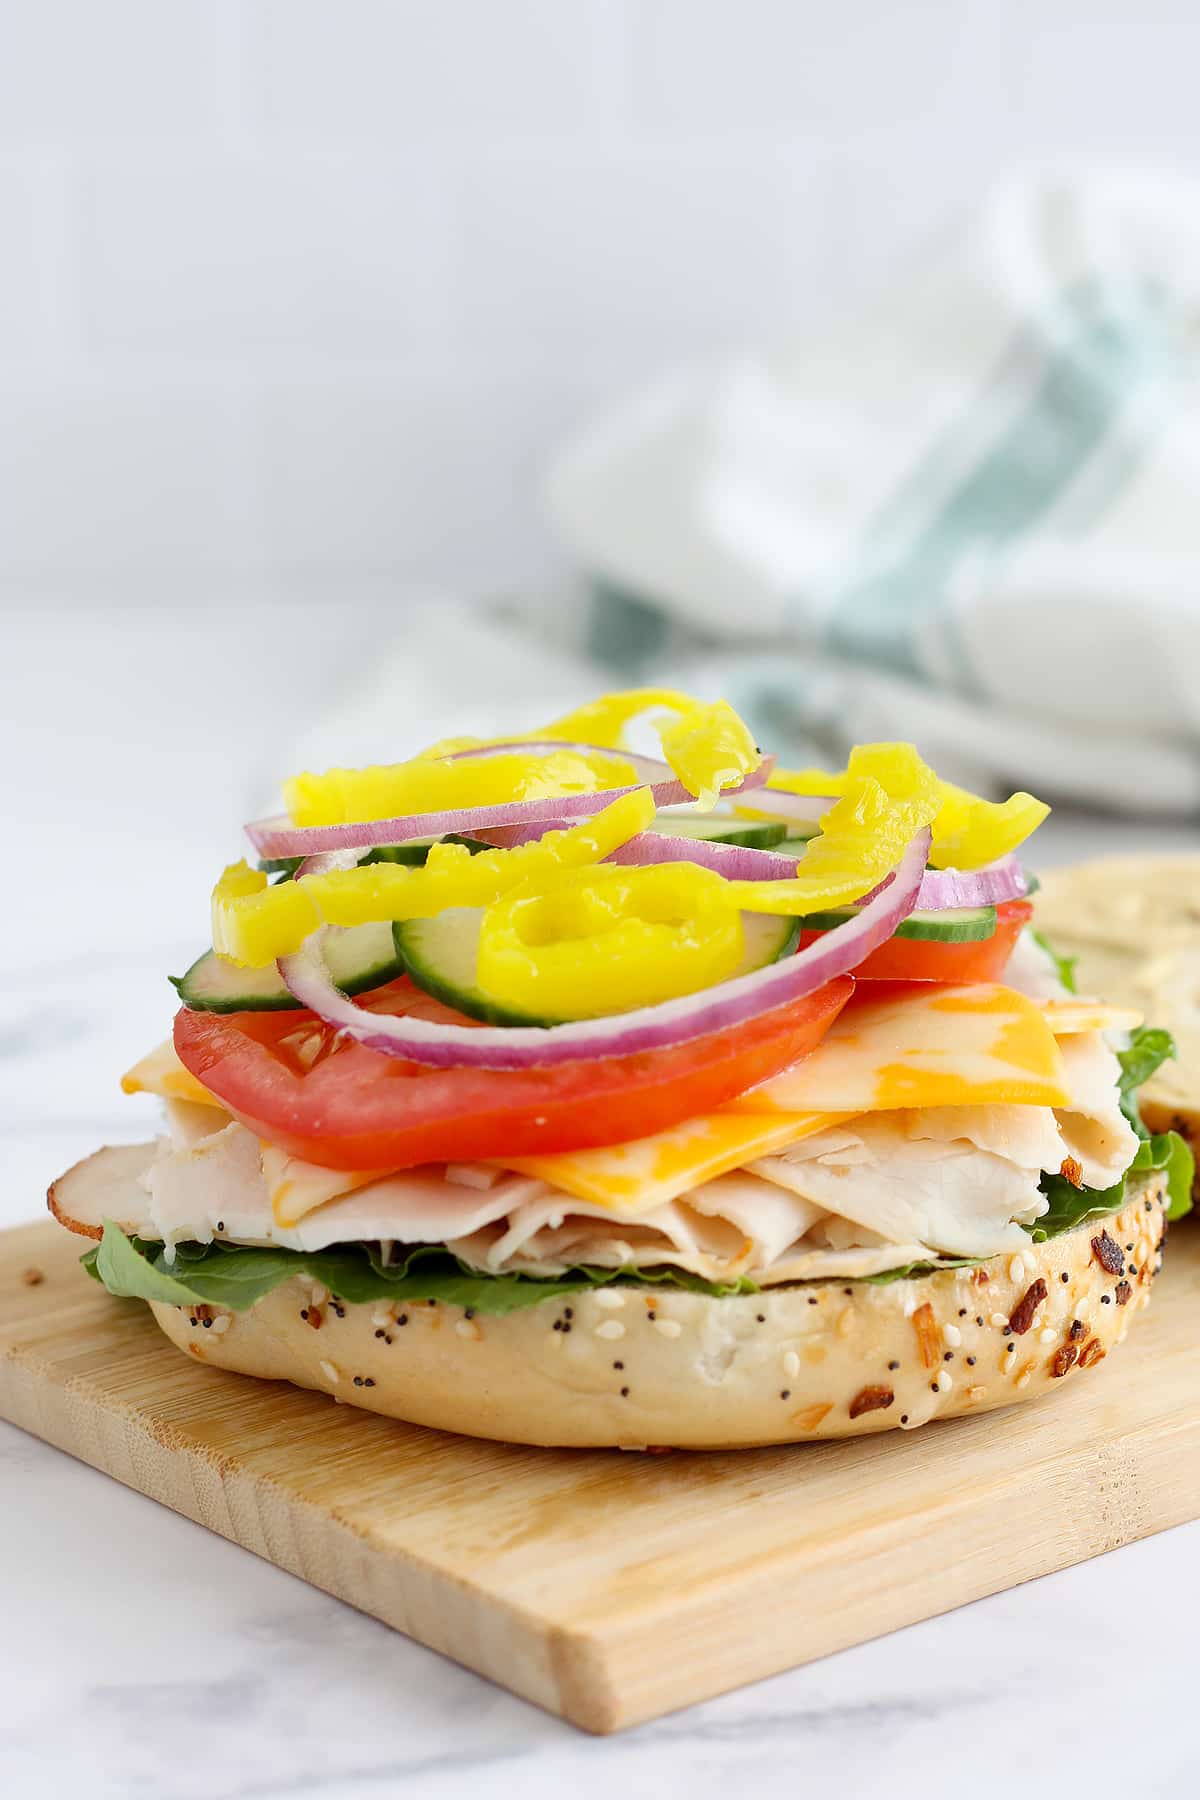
left=2, top=1217, right=1198, bottom=1733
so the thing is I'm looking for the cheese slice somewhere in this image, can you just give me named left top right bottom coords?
left=122, top=1039, right=224, bottom=1110
left=725, top=983, right=1071, bottom=1115
left=505, top=1111, right=851, bottom=1217
left=261, top=1144, right=391, bottom=1228
left=1037, top=999, right=1144, bottom=1035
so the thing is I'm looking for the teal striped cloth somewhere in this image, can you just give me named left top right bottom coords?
left=546, top=182, right=1200, bottom=814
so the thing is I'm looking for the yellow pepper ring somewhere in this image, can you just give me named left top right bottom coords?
left=289, top=688, right=764, bottom=829
left=738, top=742, right=1049, bottom=872
left=284, top=746, right=639, bottom=831
left=476, top=863, right=745, bottom=1022
left=541, top=690, right=761, bottom=811
left=210, top=726, right=1050, bottom=995
left=211, top=789, right=657, bottom=969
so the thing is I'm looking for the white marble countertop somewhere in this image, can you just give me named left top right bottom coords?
left=2, top=607, right=1198, bottom=1797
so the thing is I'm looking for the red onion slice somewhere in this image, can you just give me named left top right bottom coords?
left=913, top=856, right=1028, bottom=908
left=470, top=825, right=1028, bottom=910
left=739, top=795, right=1028, bottom=907
left=300, top=824, right=1021, bottom=921
left=859, top=852, right=1028, bottom=910
left=474, top=822, right=803, bottom=882
left=277, top=829, right=930, bottom=1069
left=246, top=756, right=774, bottom=861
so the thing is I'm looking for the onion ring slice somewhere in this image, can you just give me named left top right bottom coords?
left=277, top=830, right=930, bottom=1068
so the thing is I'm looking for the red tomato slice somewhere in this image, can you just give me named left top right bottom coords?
left=797, top=899, right=1033, bottom=984
left=174, top=974, right=854, bottom=1171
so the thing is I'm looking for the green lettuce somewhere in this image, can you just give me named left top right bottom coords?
left=1029, top=1024, right=1193, bottom=1234
left=1115, top=1025, right=1193, bottom=1220
left=82, top=1223, right=755, bottom=1315
left=1028, top=926, right=1077, bottom=994
left=859, top=1256, right=978, bottom=1285
left=1031, top=1132, right=1193, bottom=1239
left=1115, top=1026, right=1176, bottom=1133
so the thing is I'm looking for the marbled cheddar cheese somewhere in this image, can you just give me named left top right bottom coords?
left=726, top=984, right=1071, bottom=1115
left=121, top=1039, right=223, bottom=1110
left=261, top=1145, right=390, bottom=1228
left=1037, top=998, right=1144, bottom=1035
left=504, top=1110, right=850, bottom=1216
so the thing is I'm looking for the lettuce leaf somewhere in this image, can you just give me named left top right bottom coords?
left=82, top=1222, right=756, bottom=1315
left=1115, top=1026, right=1176, bottom=1135
left=1157, top=1131, right=1195, bottom=1221
left=859, top=1256, right=977, bottom=1285
left=1028, top=925, right=1076, bottom=993
left=1113, top=1025, right=1192, bottom=1219
left=1027, top=1024, right=1191, bottom=1234
left=1030, top=1132, right=1192, bottom=1240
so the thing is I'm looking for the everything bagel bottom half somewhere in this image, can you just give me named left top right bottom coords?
left=150, top=1173, right=1168, bottom=1449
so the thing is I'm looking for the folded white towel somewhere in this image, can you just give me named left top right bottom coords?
left=546, top=175, right=1200, bottom=814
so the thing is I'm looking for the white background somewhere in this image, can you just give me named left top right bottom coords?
left=3, top=0, right=1200, bottom=608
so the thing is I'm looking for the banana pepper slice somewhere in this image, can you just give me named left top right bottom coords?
left=541, top=689, right=759, bottom=810
left=284, top=745, right=636, bottom=830
left=211, top=789, right=656, bottom=968
left=926, top=780, right=1049, bottom=870
left=752, top=742, right=1048, bottom=871
left=285, top=689, right=761, bottom=828
left=725, top=755, right=941, bottom=914
left=477, top=862, right=744, bottom=1020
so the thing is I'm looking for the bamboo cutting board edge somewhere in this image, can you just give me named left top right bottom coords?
left=580, top=1407, right=1200, bottom=1726
left=3, top=1218, right=1200, bottom=1734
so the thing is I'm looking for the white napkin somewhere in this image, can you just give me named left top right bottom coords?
left=545, top=175, right=1200, bottom=814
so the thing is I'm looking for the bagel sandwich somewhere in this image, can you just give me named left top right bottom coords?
left=47, top=694, right=1195, bottom=1448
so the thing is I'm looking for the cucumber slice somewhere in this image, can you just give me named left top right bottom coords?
left=650, top=812, right=789, bottom=850
left=258, top=836, right=488, bottom=880
left=735, top=911, right=802, bottom=970
left=799, top=903, right=998, bottom=942
left=394, top=908, right=541, bottom=1026
left=775, top=828, right=819, bottom=852
left=259, top=845, right=432, bottom=879
left=396, top=908, right=801, bottom=1028
left=171, top=921, right=405, bottom=1013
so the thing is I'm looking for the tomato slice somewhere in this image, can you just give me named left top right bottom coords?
left=798, top=899, right=1033, bottom=983
left=174, top=974, right=854, bottom=1171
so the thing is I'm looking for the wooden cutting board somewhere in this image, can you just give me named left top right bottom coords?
left=3, top=1217, right=1200, bottom=1733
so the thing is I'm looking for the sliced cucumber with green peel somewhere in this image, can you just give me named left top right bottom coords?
left=258, top=836, right=489, bottom=880
left=775, top=827, right=819, bottom=852
left=259, top=844, right=433, bottom=879
left=171, top=921, right=405, bottom=1013
left=800, top=903, right=998, bottom=942
left=394, top=908, right=542, bottom=1026
left=736, top=911, right=802, bottom=968
left=650, top=812, right=789, bottom=850
left=396, top=908, right=801, bottom=1028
